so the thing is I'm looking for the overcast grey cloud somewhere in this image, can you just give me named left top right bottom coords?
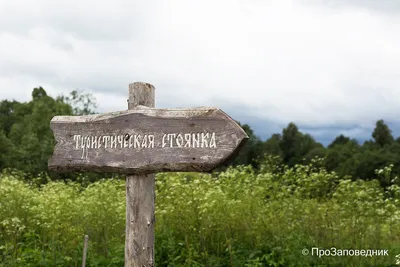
left=303, top=0, right=400, bottom=15
left=1, top=0, right=400, bottom=145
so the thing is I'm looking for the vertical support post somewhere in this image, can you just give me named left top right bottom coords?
left=81, top=235, right=89, bottom=267
left=125, top=82, right=156, bottom=267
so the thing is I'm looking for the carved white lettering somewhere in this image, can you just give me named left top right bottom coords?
left=91, top=136, right=97, bottom=149
left=118, top=135, right=123, bottom=148
left=74, top=135, right=81, bottom=149
left=81, top=136, right=86, bottom=149
left=148, top=135, right=155, bottom=148
left=129, top=135, right=134, bottom=148
left=210, top=132, right=216, bottom=148
left=124, top=135, right=129, bottom=148
left=81, top=136, right=87, bottom=159
left=162, top=134, right=167, bottom=148
left=86, top=136, right=91, bottom=148
left=98, top=136, right=102, bottom=148
left=168, top=134, right=176, bottom=148
left=73, top=132, right=217, bottom=159
left=192, top=133, right=200, bottom=148
left=184, top=134, right=191, bottom=147
left=110, top=136, right=117, bottom=148
left=142, top=135, right=148, bottom=148
left=134, top=135, right=141, bottom=148
left=176, top=134, right=183, bottom=147
left=201, top=132, right=209, bottom=148
left=103, top=136, right=110, bottom=148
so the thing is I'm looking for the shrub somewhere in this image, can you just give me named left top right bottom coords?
left=0, top=160, right=399, bottom=266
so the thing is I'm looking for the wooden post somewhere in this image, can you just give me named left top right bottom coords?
left=48, top=82, right=249, bottom=266
left=81, top=235, right=89, bottom=267
left=125, top=82, right=155, bottom=267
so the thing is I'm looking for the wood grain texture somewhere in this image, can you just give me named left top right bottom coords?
left=47, top=81, right=249, bottom=267
left=48, top=107, right=248, bottom=174
left=126, top=82, right=155, bottom=267
left=126, top=171, right=155, bottom=267
left=81, top=235, right=89, bottom=267
left=128, top=82, right=155, bottom=108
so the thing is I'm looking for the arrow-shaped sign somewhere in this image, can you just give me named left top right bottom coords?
left=48, top=107, right=248, bottom=174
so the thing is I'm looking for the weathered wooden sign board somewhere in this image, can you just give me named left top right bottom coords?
left=49, top=108, right=247, bottom=174
left=48, top=82, right=248, bottom=267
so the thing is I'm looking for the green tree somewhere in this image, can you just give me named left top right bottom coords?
left=280, top=122, right=300, bottom=166
left=6, top=87, right=73, bottom=175
left=346, top=150, right=398, bottom=187
left=298, top=134, right=323, bottom=158
left=263, top=133, right=282, bottom=157
left=328, top=134, right=353, bottom=148
left=372, top=119, right=394, bottom=147
left=279, top=123, right=323, bottom=166
left=325, top=141, right=359, bottom=174
left=304, top=147, right=327, bottom=163
left=60, top=89, right=97, bottom=115
left=228, top=123, right=264, bottom=168
left=0, top=87, right=99, bottom=180
left=0, top=130, right=13, bottom=168
left=0, top=100, right=21, bottom=135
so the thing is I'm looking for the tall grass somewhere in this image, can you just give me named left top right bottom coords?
left=0, top=158, right=399, bottom=266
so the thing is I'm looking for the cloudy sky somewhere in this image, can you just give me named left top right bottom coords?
left=1, top=0, right=400, bottom=145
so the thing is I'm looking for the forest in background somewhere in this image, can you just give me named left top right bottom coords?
left=1, top=88, right=400, bottom=266
left=1, top=87, right=400, bottom=188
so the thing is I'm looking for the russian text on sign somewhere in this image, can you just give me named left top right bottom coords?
left=48, top=107, right=248, bottom=174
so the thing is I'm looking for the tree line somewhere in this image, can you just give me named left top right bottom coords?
left=1, top=87, right=399, bottom=187
left=235, top=119, right=400, bottom=188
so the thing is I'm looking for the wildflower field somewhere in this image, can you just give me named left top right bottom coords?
left=1, top=158, right=400, bottom=266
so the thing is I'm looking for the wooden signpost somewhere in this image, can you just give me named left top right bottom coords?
left=48, top=82, right=248, bottom=267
